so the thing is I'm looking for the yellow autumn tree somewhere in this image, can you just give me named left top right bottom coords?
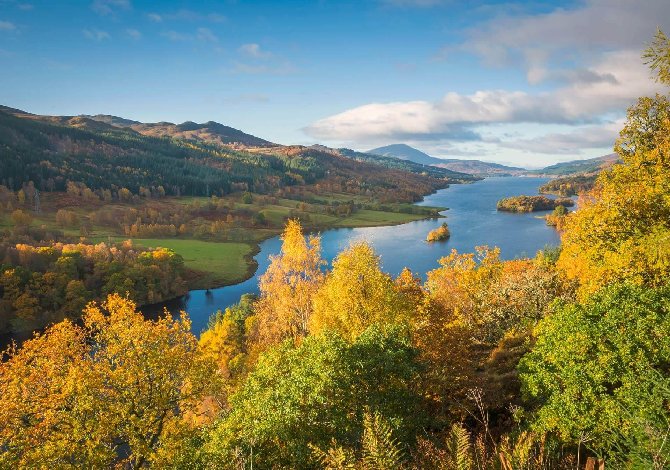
left=419, top=247, right=570, bottom=415
left=0, top=294, right=216, bottom=468
left=558, top=31, right=670, bottom=296
left=252, top=219, right=325, bottom=346
left=309, top=241, right=413, bottom=340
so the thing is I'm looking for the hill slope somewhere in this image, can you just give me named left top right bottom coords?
left=0, top=106, right=450, bottom=202
left=367, top=143, right=526, bottom=176
left=535, top=153, right=620, bottom=176
left=83, top=115, right=275, bottom=148
left=336, top=147, right=476, bottom=181
left=367, top=143, right=443, bottom=165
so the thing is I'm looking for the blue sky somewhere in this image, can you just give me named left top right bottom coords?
left=0, top=0, right=668, bottom=167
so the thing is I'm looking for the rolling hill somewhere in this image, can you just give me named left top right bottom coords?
left=367, top=143, right=526, bottom=176
left=84, top=116, right=276, bottom=148
left=534, top=153, right=620, bottom=176
left=367, top=143, right=444, bottom=166
left=335, top=147, right=476, bottom=181
left=0, top=106, right=454, bottom=202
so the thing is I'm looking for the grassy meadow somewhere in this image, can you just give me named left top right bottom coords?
left=1, top=191, right=445, bottom=290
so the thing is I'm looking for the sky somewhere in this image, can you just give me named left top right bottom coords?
left=0, top=0, right=669, bottom=168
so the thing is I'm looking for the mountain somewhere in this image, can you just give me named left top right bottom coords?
left=80, top=114, right=141, bottom=127
left=367, top=143, right=526, bottom=176
left=367, top=144, right=443, bottom=166
left=336, top=148, right=477, bottom=181
left=535, top=153, right=620, bottom=176
left=0, top=105, right=452, bottom=201
left=434, top=159, right=526, bottom=177
left=83, top=115, right=275, bottom=148
left=0, top=108, right=274, bottom=148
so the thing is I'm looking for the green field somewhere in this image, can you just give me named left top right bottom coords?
left=332, top=209, right=436, bottom=227
left=1, top=192, right=445, bottom=290
left=96, top=237, right=257, bottom=290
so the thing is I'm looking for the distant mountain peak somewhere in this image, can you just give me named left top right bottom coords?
left=367, top=143, right=526, bottom=176
left=81, top=114, right=274, bottom=147
left=80, top=114, right=141, bottom=127
left=0, top=105, right=33, bottom=116
left=367, top=143, right=440, bottom=166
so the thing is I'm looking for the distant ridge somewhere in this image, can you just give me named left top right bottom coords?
left=81, top=114, right=141, bottom=127
left=367, top=143, right=526, bottom=176
left=82, top=114, right=275, bottom=148
left=535, top=153, right=620, bottom=176
left=336, top=147, right=477, bottom=181
left=367, top=144, right=443, bottom=166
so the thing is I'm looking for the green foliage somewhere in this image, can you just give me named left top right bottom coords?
left=0, top=109, right=324, bottom=196
left=240, top=191, right=253, bottom=204
left=519, top=284, right=670, bottom=457
left=207, top=324, right=425, bottom=468
left=361, top=411, right=406, bottom=470
left=445, top=423, right=473, bottom=470
left=552, top=204, right=567, bottom=216
left=644, top=28, right=670, bottom=85
left=0, top=242, right=186, bottom=333
left=539, top=174, right=598, bottom=197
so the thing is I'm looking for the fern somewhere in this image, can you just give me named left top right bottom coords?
left=309, top=439, right=357, bottom=470
left=498, top=431, right=541, bottom=470
left=446, top=423, right=473, bottom=470
left=361, top=411, right=405, bottom=470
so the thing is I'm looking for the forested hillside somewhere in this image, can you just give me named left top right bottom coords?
left=336, top=147, right=475, bottom=180
left=534, top=153, right=620, bottom=176
left=0, top=107, right=457, bottom=200
left=539, top=173, right=598, bottom=196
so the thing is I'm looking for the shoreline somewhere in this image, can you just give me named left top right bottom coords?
left=181, top=207, right=448, bottom=293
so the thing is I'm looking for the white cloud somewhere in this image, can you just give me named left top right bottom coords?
left=462, top=0, right=670, bottom=83
left=91, top=0, right=130, bottom=16
left=231, top=61, right=297, bottom=75
left=126, top=28, right=141, bottom=39
left=160, top=28, right=219, bottom=43
left=0, top=20, right=16, bottom=31
left=161, top=30, right=189, bottom=42
left=238, top=43, right=272, bottom=59
left=196, top=27, right=217, bottom=43
left=500, top=121, right=623, bottom=155
left=147, top=9, right=225, bottom=23
left=82, top=28, right=110, bottom=41
left=380, top=0, right=446, bottom=6
left=207, top=13, right=226, bottom=23
left=305, top=50, right=661, bottom=143
left=43, top=59, right=73, bottom=71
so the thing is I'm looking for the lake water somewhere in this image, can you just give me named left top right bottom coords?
left=152, top=176, right=562, bottom=336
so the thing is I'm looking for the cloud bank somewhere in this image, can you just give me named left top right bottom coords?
left=305, top=0, right=670, bottom=162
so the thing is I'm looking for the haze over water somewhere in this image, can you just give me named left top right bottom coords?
left=155, top=177, right=561, bottom=335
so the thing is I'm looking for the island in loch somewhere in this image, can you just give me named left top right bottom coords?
left=496, top=195, right=574, bottom=213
